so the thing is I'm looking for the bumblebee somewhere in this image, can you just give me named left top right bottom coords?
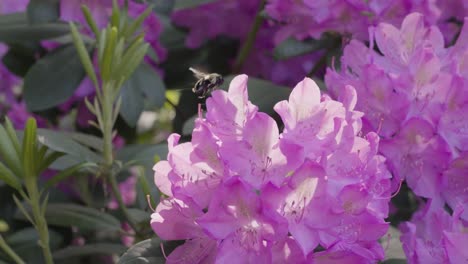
left=189, top=67, right=224, bottom=98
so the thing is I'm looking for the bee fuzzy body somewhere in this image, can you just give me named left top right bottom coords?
left=189, top=67, right=223, bottom=98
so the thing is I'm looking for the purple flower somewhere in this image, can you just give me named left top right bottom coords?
left=7, top=102, right=48, bottom=129
left=152, top=75, right=392, bottom=262
left=326, top=13, right=468, bottom=205
left=265, top=0, right=441, bottom=43
left=442, top=153, right=468, bottom=221
left=107, top=172, right=136, bottom=210
left=400, top=201, right=468, bottom=264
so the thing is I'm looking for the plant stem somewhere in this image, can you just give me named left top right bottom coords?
left=232, top=0, right=266, bottom=73
left=100, top=82, right=140, bottom=236
left=25, top=182, right=54, bottom=264
left=0, top=234, right=25, bottom=264
left=108, top=171, right=139, bottom=233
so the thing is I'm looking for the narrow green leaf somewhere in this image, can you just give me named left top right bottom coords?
left=0, top=125, right=22, bottom=177
left=80, top=5, right=100, bottom=38
left=101, top=26, right=118, bottom=81
left=69, top=22, right=99, bottom=88
left=21, top=118, right=38, bottom=180
left=112, top=38, right=125, bottom=68
left=114, top=36, right=144, bottom=75
left=40, top=192, right=50, bottom=217
left=3, top=118, right=21, bottom=157
left=111, top=0, right=120, bottom=28
left=53, top=243, right=126, bottom=259
left=0, top=162, right=21, bottom=190
left=136, top=167, right=156, bottom=208
left=123, top=6, right=152, bottom=38
left=98, top=28, right=108, bottom=64
left=43, top=162, right=95, bottom=190
left=37, top=151, right=64, bottom=174
left=23, top=44, right=86, bottom=111
left=16, top=203, right=121, bottom=232
left=12, top=196, right=35, bottom=227
left=116, top=42, right=148, bottom=82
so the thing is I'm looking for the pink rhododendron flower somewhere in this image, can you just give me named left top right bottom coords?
left=400, top=201, right=468, bottom=264
left=265, top=0, right=441, bottom=43
left=326, top=12, right=468, bottom=261
left=326, top=13, right=468, bottom=205
left=152, top=75, right=392, bottom=263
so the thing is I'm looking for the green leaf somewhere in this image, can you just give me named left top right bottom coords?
left=0, top=22, right=69, bottom=43
left=152, top=0, right=174, bottom=14
left=221, top=75, right=291, bottom=114
left=381, top=259, right=407, bottom=264
left=16, top=203, right=121, bottom=232
left=70, top=22, right=98, bottom=89
left=119, top=78, right=145, bottom=127
left=36, top=129, right=102, bottom=163
left=182, top=115, right=197, bottom=135
left=273, top=38, right=323, bottom=60
left=101, top=26, right=118, bottom=82
left=138, top=64, right=166, bottom=108
left=23, top=44, right=86, bottom=111
left=3, top=118, right=20, bottom=156
left=0, top=12, right=28, bottom=26
left=68, top=132, right=104, bottom=153
left=127, top=208, right=150, bottom=225
left=116, top=144, right=168, bottom=164
left=0, top=162, right=21, bottom=190
left=6, top=228, right=63, bottom=262
left=173, top=0, right=218, bottom=10
left=0, top=125, right=22, bottom=177
left=53, top=243, right=126, bottom=259
left=81, top=5, right=100, bottom=38
left=123, top=6, right=152, bottom=38
left=158, top=15, right=186, bottom=51
left=1, top=43, right=38, bottom=77
left=22, top=118, right=38, bottom=180
left=27, top=0, right=60, bottom=24
left=117, top=238, right=166, bottom=264
left=119, top=63, right=166, bottom=126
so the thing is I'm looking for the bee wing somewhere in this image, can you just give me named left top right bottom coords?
left=189, top=67, right=207, bottom=79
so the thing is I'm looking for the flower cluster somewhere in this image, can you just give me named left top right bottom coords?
left=151, top=75, right=392, bottom=263
left=325, top=12, right=468, bottom=261
left=400, top=201, right=468, bottom=263
left=265, top=0, right=441, bottom=43
left=326, top=12, right=468, bottom=200
left=171, top=0, right=318, bottom=86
